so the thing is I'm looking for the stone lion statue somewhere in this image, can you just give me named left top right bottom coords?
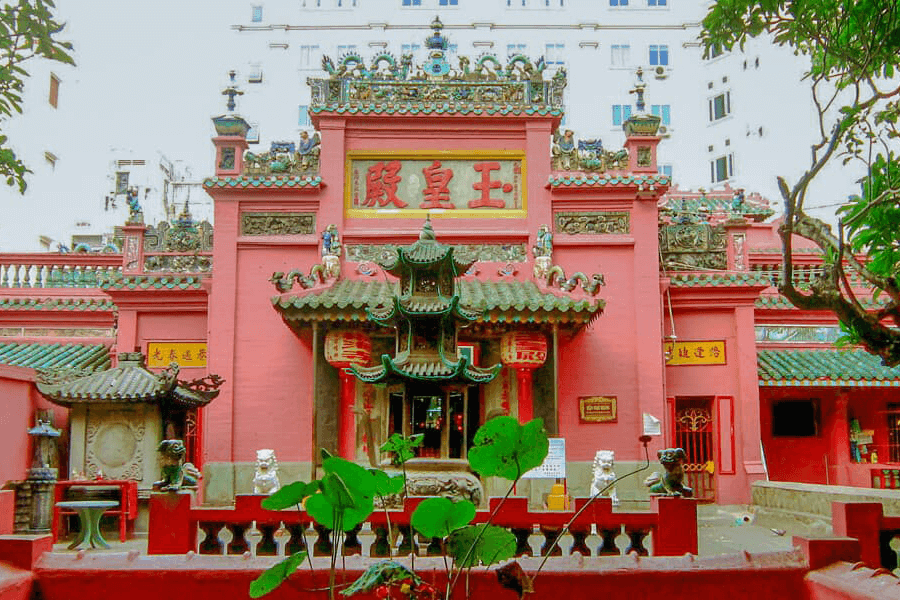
left=644, top=447, right=693, bottom=497
left=590, top=450, right=618, bottom=506
left=154, top=439, right=200, bottom=491
left=253, top=448, right=281, bottom=495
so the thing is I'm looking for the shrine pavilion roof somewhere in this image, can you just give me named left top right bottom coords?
left=547, top=173, right=670, bottom=189
left=758, top=348, right=900, bottom=387
left=99, top=275, right=206, bottom=291
left=668, top=272, right=773, bottom=287
left=0, top=297, right=115, bottom=311
left=35, top=352, right=222, bottom=407
left=273, top=279, right=603, bottom=327
left=0, top=342, right=110, bottom=371
left=660, top=190, right=774, bottom=223
left=351, top=353, right=501, bottom=385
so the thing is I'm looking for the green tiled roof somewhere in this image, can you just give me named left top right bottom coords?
left=548, top=173, right=670, bottom=188
left=273, top=279, right=604, bottom=326
left=36, top=353, right=220, bottom=407
left=203, top=175, right=322, bottom=189
left=100, top=275, right=205, bottom=290
left=0, top=297, right=115, bottom=311
left=668, top=272, right=773, bottom=287
left=0, top=343, right=110, bottom=371
left=311, top=104, right=563, bottom=118
left=758, top=348, right=900, bottom=386
left=755, top=294, right=886, bottom=310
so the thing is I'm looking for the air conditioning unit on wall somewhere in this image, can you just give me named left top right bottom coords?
left=654, top=65, right=669, bottom=79
left=658, top=125, right=671, bottom=138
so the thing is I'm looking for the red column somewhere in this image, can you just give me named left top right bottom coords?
left=339, top=370, right=357, bottom=460
left=147, top=491, right=195, bottom=554
left=516, top=367, right=534, bottom=423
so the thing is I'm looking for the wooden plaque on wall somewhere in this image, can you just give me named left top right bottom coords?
left=579, top=396, right=617, bottom=423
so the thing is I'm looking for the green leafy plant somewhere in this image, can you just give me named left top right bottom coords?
left=0, top=0, right=75, bottom=193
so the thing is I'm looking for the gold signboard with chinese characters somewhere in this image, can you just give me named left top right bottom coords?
left=664, top=340, right=726, bottom=365
left=146, top=342, right=208, bottom=368
left=345, top=151, right=526, bottom=218
left=579, top=396, right=617, bottom=423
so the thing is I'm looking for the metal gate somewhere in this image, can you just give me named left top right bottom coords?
left=674, top=401, right=716, bottom=502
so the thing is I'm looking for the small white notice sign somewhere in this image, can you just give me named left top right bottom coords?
left=521, top=437, right=566, bottom=479
left=642, top=413, right=662, bottom=436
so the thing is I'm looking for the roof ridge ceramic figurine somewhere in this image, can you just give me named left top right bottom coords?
left=644, top=447, right=693, bottom=497
left=253, top=449, right=280, bottom=495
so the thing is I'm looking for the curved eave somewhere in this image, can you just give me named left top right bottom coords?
left=311, top=104, right=563, bottom=118
left=202, top=176, right=323, bottom=190
left=350, top=354, right=501, bottom=385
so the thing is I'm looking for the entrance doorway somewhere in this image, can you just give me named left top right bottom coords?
left=673, top=396, right=716, bottom=502
left=389, top=384, right=479, bottom=459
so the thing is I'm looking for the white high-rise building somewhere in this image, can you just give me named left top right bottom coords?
left=0, top=0, right=851, bottom=251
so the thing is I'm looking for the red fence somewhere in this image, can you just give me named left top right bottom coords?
left=831, top=501, right=900, bottom=569
left=147, top=492, right=698, bottom=558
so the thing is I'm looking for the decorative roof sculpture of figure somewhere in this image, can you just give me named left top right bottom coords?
left=296, top=130, right=321, bottom=173
left=321, top=224, right=342, bottom=279
left=126, top=187, right=143, bottom=224
left=532, top=224, right=553, bottom=280
left=551, top=128, right=577, bottom=171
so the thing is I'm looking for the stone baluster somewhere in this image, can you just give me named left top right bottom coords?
left=396, top=525, right=418, bottom=556
left=256, top=522, right=279, bottom=556
left=285, top=522, right=308, bottom=556
left=569, top=526, right=591, bottom=556
left=48, top=265, right=61, bottom=287
left=624, top=527, right=650, bottom=556
left=539, top=525, right=563, bottom=557
left=20, top=265, right=31, bottom=288
left=342, top=523, right=363, bottom=556
left=198, top=521, right=225, bottom=554
left=370, top=524, right=391, bottom=558
left=511, top=527, right=533, bottom=556
left=10, top=264, right=20, bottom=288
left=226, top=522, right=251, bottom=554
left=596, top=527, right=620, bottom=555
left=312, top=523, right=332, bottom=557
left=82, top=266, right=97, bottom=287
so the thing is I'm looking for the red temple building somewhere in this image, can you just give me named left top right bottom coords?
left=1, top=20, right=899, bottom=541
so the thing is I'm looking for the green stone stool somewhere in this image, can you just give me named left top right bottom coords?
left=55, top=500, right=119, bottom=550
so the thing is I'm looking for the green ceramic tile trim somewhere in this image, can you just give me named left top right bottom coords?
left=758, top=348, right=900, bottom=385
left=0, top=342, right=110, bottom=371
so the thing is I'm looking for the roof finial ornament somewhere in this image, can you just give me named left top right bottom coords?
left=420, top=214, right=436, bottom=241
left=222, top=70, right=244, bottom=113
left=630, top=66, right=647, bottom=113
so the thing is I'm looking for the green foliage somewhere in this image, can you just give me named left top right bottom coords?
left=0, top=0, right=74, bottom=193
left=306, top=457, right=376, bottom=531
left=468, top=417, right=549, bottom=481
left=447, top=524, right=516, bottom=568
left=380, top=432, right=424, bottom=466
left=410, top=497, right=476, bottom=539
left=260, top=480, right=320, bottom=511
left=369, top=469, right=405, bottom=497
left=339, top=561, right=427, bottom=597
left=249, top=551, right=307, bottom=598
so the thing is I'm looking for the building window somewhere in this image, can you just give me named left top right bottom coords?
left=337, top=44, right=358, bottom=56
left=708, top=44, right=724, bottom=59
left=709, top=91, right=731, bottom=121
left=612, top=104, right=632, bottom=126
left=650, top=104, right=670, bottom=126
left=251, top=5, right=263, bottom=22
left=402, top=0, right=422, bottom=5
left=49, top=73, right=59, bottom=108
left=115, top=172, right=129, bottom=195
left=772, top=400, right=818, bottom=437
left=658, top=164, right=672, bottom=178
left=300, top=45, right=320, bottom=69
left=648, top=0, right=666, bottom=5
left=710, top=153, right=734, bottom=183
left=611, top=44, right=630, bottom=67
left=248, top=64, right=263, bottom=83
left=545, top=43, right=564, bottom=66
left=299, top=105, right=310, bottom=126
left=610, top=0, right=628, bottom=5
left=507, top=43, right=527, bottom=57
left=649, top=44, right=669, bottom=66
left=401, top=43, right=421, bottom=58
left=247, top=122, right=260, bottom=144
left=439, top=0, right=458, bottom=4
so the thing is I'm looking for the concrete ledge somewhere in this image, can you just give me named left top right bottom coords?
left=752, top=481, right=900, bottom=530
left=805, top=562, right=900, bottom=599
left=0, top=535, right=52, bottom=571
left=0, top=563, right=32, bottom=600
left=35, top=550, right=809, bottom=600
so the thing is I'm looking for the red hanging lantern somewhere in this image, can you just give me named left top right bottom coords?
left=325, top=330, right=372, bottom=368
left=500, top=331, right=548, bottom=368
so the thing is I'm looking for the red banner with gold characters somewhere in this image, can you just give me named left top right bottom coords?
left=147, top=342, right=208, bottom=368
left=664, top=340, right=726, bottom=365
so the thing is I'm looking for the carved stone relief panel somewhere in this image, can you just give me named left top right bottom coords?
left=659, top=223, right=728, bottom=270
left=554, top=211, right=630, bottom=235
left=84, top=405, right=151, bottom=482
left=240, top=213, right=316, bottom=236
